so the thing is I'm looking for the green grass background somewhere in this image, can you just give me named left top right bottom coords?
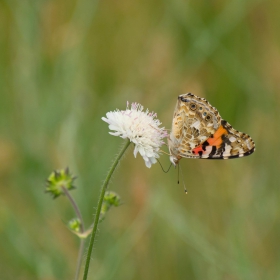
left=0, top=0, right=279, bottom=279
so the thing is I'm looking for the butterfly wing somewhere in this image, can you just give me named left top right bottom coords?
left=191, top=119, right=255, bottom=159
left=169, top=93, right=255, bottom=164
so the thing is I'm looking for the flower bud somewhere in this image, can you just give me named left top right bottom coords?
left=100, top=191, right=121, bottom=221
left=45, top=167, right=76, bottom=198
left=68, top=218, right=81, bottom=233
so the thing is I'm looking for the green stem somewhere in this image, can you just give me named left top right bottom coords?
left=62, top=187, right=85, bottom=233
left=62, top=186, right=85, bottom=280
left=83, top=139, right=131, bottom=280
left=75, top=239, right=85, bottom=280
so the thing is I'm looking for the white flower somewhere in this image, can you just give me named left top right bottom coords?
left=102, top=102, right=168, bottom=168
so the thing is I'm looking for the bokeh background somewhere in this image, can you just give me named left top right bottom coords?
left=0, top=0, right=279, bottom=279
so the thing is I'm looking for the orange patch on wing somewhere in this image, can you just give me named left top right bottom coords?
left=207, top=125, right=228, bottom=146
left=192, top=145, right=204, bottom=155
left=192, top=125, right=228, bottom=155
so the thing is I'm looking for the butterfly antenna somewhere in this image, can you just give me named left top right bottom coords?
left=178, top=163, right=188, bottom=194
left=156, top=159, right=172, bottom=173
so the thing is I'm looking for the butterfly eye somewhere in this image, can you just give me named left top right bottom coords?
left=190, top=103, right=196, bottom=111
left=205, top=114, right=212, bottom=122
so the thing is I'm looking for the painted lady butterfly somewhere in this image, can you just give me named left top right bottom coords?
left=168, top=93, right=255, bottom=166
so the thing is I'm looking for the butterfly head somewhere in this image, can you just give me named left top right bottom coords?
left=169, top=155, right=179, bottom=166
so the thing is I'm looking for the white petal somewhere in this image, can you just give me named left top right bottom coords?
left=133, top=146, right=139, bottom=158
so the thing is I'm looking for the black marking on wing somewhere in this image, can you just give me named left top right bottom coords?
left=208, top=146, right=217, bottom=158
left=221, top=119, right=228, bottom=127
left=180, top=93, right=195, bottom=102
left=227, top=154, right=239, bottom=159
left=180, top=96, right=189, bottom=102
left=199, top=147, right=255, bottom=160
left=203, top=140, right=210, bottom=146
left=221, top=134, right=231, bottom=145
left=244, top=148, right=255, bottom=156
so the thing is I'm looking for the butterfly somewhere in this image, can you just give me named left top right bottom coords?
left=168, top=93, right=255, bottom=166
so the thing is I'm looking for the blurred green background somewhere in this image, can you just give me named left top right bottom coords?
left=0, top=0, right=279, bottom=279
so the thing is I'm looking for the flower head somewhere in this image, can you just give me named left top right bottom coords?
left=102, top=102, right=168, bottom=168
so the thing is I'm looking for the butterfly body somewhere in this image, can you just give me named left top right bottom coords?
left=168, top=93, right=255, bottom=166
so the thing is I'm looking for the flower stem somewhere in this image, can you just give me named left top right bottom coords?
left=75, top=239, right=85, bottom=280
left=82, top=139, right=131, bottom=280
left=62, top=187, right=85, bottom=233
left=62, top=186, right=85, bottom=280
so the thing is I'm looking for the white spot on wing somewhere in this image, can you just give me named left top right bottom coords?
left=200, top=136, right=207, bottom=142
left=221, top=144, right=232, bottom=157
left=201, top=146, right=212, bottom=158
left=191, top=120, right=200, bottom=129
left=229, top=136, right=236, bottom=142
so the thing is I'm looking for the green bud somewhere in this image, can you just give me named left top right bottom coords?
left=68, top=218, right=81, bottom=233
left=100, top=191, right=121, bottom=221
left=104, top=191, right=121, bottom=207
left=45, top=167, right=76, bottom=198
